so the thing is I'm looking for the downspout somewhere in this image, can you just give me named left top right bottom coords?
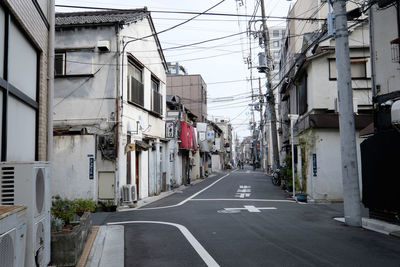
left=47, top=0, right=55, bottom=163
left=115, top=23, right=121, bottom=205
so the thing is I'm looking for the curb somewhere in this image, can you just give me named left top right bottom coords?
left=334, top=217, right=400, bottom=238
left=86, top=225, right=124, bottom=267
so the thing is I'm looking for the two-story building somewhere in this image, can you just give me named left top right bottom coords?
left=52, top=8, right=168, bottom=205
left=278, top=0, right=373, bottom=201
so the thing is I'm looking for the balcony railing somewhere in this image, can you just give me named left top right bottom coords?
left=152, top=90, right=163, bottom=115
left=129, top=77, right=144, bottom=107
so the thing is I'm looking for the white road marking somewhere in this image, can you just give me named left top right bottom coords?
left=244, top=205, right=260, bottom=212
left=120, top=170, right=236, bottom=211
left=107, top=220, right=219, bottom=267
left=223, top=206, right=277, bottom=213
left=190, top=198, right=295, bottom=203
left=237, top=189, right=251, bottom=193
left=235, top=185, right=251, bottom=198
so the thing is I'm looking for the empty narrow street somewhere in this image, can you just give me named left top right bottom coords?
left=99, top=167, right=400, bottom=267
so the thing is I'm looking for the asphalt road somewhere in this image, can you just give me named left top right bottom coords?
left=101, top=166, right=400, bottom=267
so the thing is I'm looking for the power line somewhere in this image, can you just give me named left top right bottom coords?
left=55, top=4, right=327, bottom=22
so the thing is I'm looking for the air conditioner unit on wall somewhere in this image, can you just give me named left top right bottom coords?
left=0, top=162, right=50, bottom=267
left=122, top=184, right=137, bottom=203
left=0, top=206, right=27, bottom=267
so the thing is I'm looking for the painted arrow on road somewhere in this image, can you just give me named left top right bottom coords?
left=220, top=205, right=277, bottom=213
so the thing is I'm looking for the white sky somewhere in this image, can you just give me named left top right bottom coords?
left=55, top=0, right=293, bottom=140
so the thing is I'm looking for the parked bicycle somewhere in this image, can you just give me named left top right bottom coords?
left=271, top=168, right=281, bottom=186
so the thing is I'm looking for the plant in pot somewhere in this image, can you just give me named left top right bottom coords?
left=100, top=200, right=117, bottom=212
left=51, top=195, right=76, bottom=230
left=295, top=175, right=308, bottom=202
left=73, top=198, right=97, bottom=217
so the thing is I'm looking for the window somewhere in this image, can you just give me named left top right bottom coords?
left=55, top=53, right=65, bottom=76
left=151, top=76, right=162, bottom=115
left=128, top=59, right=144, bottom=106
left=329, top=58, right=368, bottom=80
left=0, top=6, right=39, bottom=161
left=282, top=30, right=286, bottom=37
left=273, top=41, right=279, bottom=48
left=54, top=51, right=93, bottom=76
left=273, top=51, right=280, bottom=58
left=273, top=30, right=279, bottom=37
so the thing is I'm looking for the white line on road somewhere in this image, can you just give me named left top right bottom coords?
left=190, top=198, right=295, bottom=203
left=244, top=205, right=261, bottom=212
left=224, top=206, right=277, bottom=212
left=237, top=189, right=251, bottom=193
left=120, top=170, right=236, bottom=211
left=107, top=220, right=220, bottom=267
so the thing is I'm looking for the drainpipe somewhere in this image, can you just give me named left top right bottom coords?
left=47, top=0, right=55, bottom=164
left=156, top=138, right=160, bottom=194
left=114, top=23, right=121, bottom=205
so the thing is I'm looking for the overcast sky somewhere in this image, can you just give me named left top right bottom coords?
left=55, top=0, right=293, bottom=140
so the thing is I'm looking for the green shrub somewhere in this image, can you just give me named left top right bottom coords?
left=73, top=198, right=96, bottom=213
left=51, top=195, right=75, bottom=225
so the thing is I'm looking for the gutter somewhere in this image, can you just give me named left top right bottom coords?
left=47, top=0, right=55, bottom=163
left=115, top=23, right=121, bottom=205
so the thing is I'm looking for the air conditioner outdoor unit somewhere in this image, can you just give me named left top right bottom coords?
left=0, top=162, right=50, bottom=267
left=122, top=184, right=137, bottom=203
left=0, top=206, right=27, bottom=267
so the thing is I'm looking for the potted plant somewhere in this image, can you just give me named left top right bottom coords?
left=100, top=200, right=117, bottom=212
left=73, top=198, right=96, bottom=217
left=51, top=195, right=76, bottom=229
left=295, top=175, right=308, bottom=202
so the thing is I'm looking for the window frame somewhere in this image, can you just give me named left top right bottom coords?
left=328, top=57, right=369, bottom=80
left=151, top=76, right=162, bottom=115
left=54, top=52, right=66, bottom=76
left=127, top=58, right=144, bottom=107
left=0, top=4, right=40, bottom=161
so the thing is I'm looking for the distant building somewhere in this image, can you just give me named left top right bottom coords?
left=167, top=62, right=207, bottom=122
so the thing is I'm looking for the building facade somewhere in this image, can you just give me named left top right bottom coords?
left=278, top=0, right=372, bottom=201
left=167, top=63, right=207, bottom=122
left=52, top=9, right=168, bottom=204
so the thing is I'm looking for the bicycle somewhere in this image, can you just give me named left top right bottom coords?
left=271, top=168, right=281, bottom=186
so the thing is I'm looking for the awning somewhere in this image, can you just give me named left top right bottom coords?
left=135, top=140, right=151, bottom=151
left=125, top=140, right=151, bottom=153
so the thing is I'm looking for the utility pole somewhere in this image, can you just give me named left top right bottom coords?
left=260, top=0, right=280, bottom=170
left=332, top=0, right=362, bottom=227
left=258, top=78, right=264, bottom=171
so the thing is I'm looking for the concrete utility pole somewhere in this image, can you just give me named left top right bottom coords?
left=258, top=78, right=264, bottom=171
left=333, top=0, right=362, bottom=227
left=260, top=0, right=280, bottom=171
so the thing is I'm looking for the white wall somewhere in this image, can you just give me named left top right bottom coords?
left=371, top=5, right=400, bottom=95
left=52, top=135, right=97, bottom=200
left=305, top=129, right=363, bottom=201
left=211, top=154, right=221, bottom=172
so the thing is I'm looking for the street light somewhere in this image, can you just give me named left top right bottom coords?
left=288, top=114, right=299, bottom=199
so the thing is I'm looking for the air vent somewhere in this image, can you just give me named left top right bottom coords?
left=0, top=233, right=14, bottom=267
left=1, top=167, right=15, bottom=205
left=35, top=169, right=45, bottom=215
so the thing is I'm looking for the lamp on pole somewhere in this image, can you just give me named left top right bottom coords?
left=288, top=114, right=299, bottom=198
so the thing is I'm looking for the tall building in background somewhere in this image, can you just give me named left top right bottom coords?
left=263, top=26, right=286, bottom=171
left=167, top=62, right=207, bottom=122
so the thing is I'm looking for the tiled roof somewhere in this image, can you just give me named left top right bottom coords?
left=56, top=8, right=148, bottom=26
